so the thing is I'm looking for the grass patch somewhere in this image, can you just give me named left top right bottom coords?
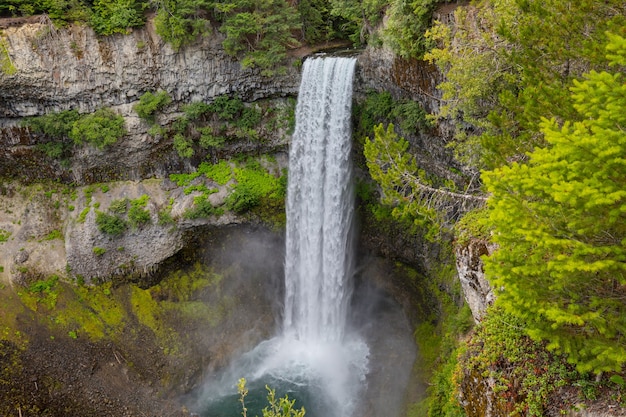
left=0, top=229, right=10, bottom=243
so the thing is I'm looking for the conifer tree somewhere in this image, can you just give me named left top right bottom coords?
left=483, top=33, right=626, bottom=373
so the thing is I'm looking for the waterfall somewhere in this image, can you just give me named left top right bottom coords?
left=284, top=56, right=357, bottom=343
left=197, top=56, right=368, bottom=417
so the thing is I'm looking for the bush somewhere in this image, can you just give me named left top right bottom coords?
left=225, top=182, right=260, bottom=213
left=128, top=195, right=151, bottom=228
left=199, top=160, right=233, bottom=185
left=184, top=195, right=219, bottom=219
left=173, top=133, right=194, bottom=158
left=209, top=95, right=244, bottom=120
left=134, top=90, right=171, bottom=123
left=91, top=0, right=147, bottom=35
left=183, top=101, right=212, bottom=120
left=69, top=108, right=126, bottom=149
left=198, top=127, right=226, bottom=149
left=108, top=198, right=129, bottom=214
left=24, top=109, right=80, bottom=137
left=92, top=246, right=107, bottom=256
left=95, top=211, right=127, bottom=236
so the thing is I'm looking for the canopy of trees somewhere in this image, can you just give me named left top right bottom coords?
left=0, top=0, right=450, bottom=73
left=483, top=34, right=626, bottom=373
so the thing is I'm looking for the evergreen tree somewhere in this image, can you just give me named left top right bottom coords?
left=483, top=33, right=626, bottom=373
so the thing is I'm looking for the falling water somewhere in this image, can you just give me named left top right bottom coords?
left=197, top=56, right=368, bottom=417
left=284, top=56, right=357, bottom=343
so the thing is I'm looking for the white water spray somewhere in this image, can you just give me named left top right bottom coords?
left=198, top=56, right=369, bottom=417
left=284, top=56, right=357, bottom=343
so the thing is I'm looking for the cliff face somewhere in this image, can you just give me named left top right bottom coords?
left=0, top=19, right=299, bottom=117
left=0, top=19, right=299, bottom=185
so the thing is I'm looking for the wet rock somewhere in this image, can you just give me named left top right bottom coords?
left=455, top=238, right=496, bottom=322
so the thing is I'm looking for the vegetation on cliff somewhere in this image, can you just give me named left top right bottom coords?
left=359, top=0, right=626, bottom=415
left=0, top=0, right=450, bottom=74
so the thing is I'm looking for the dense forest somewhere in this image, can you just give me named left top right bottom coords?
left=1, top=0, right=626, bottom=416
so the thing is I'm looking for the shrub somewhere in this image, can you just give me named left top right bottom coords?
left=24, top=109, right=80, bottom=137
left=199, top=160, right=233, bottom=185
left=198, top=127, right=226, bottom=149
left=0, top=229, right=10, bottom=243
left=209, top=95, right=244, bottom=120
left=92, top=246, right=107, bottom=256
left=128, top=195, right=151, bottom=228
left=77, top=207, right=91, bottom=223
left=134, top=90, right=171, bottom=123
left=183, top=101, right=212, bottom=120
left=36, top=141, right=67, bottom=159
left=184, top=195, right=219, bottom=219
left=173, top=133, right=194, bottom=158
left=90, top=0, right=146, bottom=36
left=108, top=198, right=129, bottom=214
left=69, top=108, right=126, bottom=149
left=42, top=229, right=63, bottom=241
left=95, top=211, right=127, bottom=236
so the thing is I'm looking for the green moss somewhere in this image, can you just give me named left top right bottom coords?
left=77, top=206, right=91, bottom=223
left=199, top=160, right=234, bottom=186
left=0, top=228, right=10, bottom=243
left=460, top=307, right=586, bottom=416
left=92, top=246, right=106, bottom=256
left=455, top=207, right=492, bottom=247
left=41, top=229, right=63, bottom=241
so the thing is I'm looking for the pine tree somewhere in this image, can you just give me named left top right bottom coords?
left=483, top=33, right=626, bottom=373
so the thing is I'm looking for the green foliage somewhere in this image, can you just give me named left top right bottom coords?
left=355, top=91, right=431, bottom=140
left=95, top=211, right=127, bottom=236
left=226, top=160, right=285, bottom=214
left=328, top=0, right=386, bottom=46
left=483, top=35, right=626, bottom=373
left=36, top=141, right=67, bottom=159
left=454, top=207, right=491, bottom=247
left=42, top=229, right=63, bottom=241
left=425, top=347, right=465, bottom=417
left=364, top=123, right=447, bottom=241
left=209, top=95, right=244, bottom=120
left=461, top=307, right=585, bottom=416
left=77, top=206, right=91, bottom=223
left=173, top=133, right=194, bottom=158
left=218, top=0, right=301, bottom=75
left=0, top=229, right=11, bottom=243
left=128, top=195, right=151, bottom=228
left=0, top=34, right=17, bottom=75
left=69, top=108, right=126, bottom=149
left=28, top=275, right=59, bottom=295
left=183, top=101, right=212, bottom=121
left=152, top=0, right=212, bottom=51
left=382, top=0, right=438, bottom=59
left=425, top=0, right=626, bottom=169
left=200, top=160, right=233, bottom=185
left=184, top=195, right=221, bottom=219
left=24, top=109, right=80, bottom=138
left=171, top=96, right=265, bottom=157
left=198, top=126, right=225, bottom=149
left=238, top=378, right=306, bottom=417
left=134, top=90, right=172, bottom=123
left=108, top=198, right=129, bottom=214
left=90, top=0, right=147, bottom=35
left=297, top=0, right=334, bottom=44
left=92, top=246, right=106, bottom=256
